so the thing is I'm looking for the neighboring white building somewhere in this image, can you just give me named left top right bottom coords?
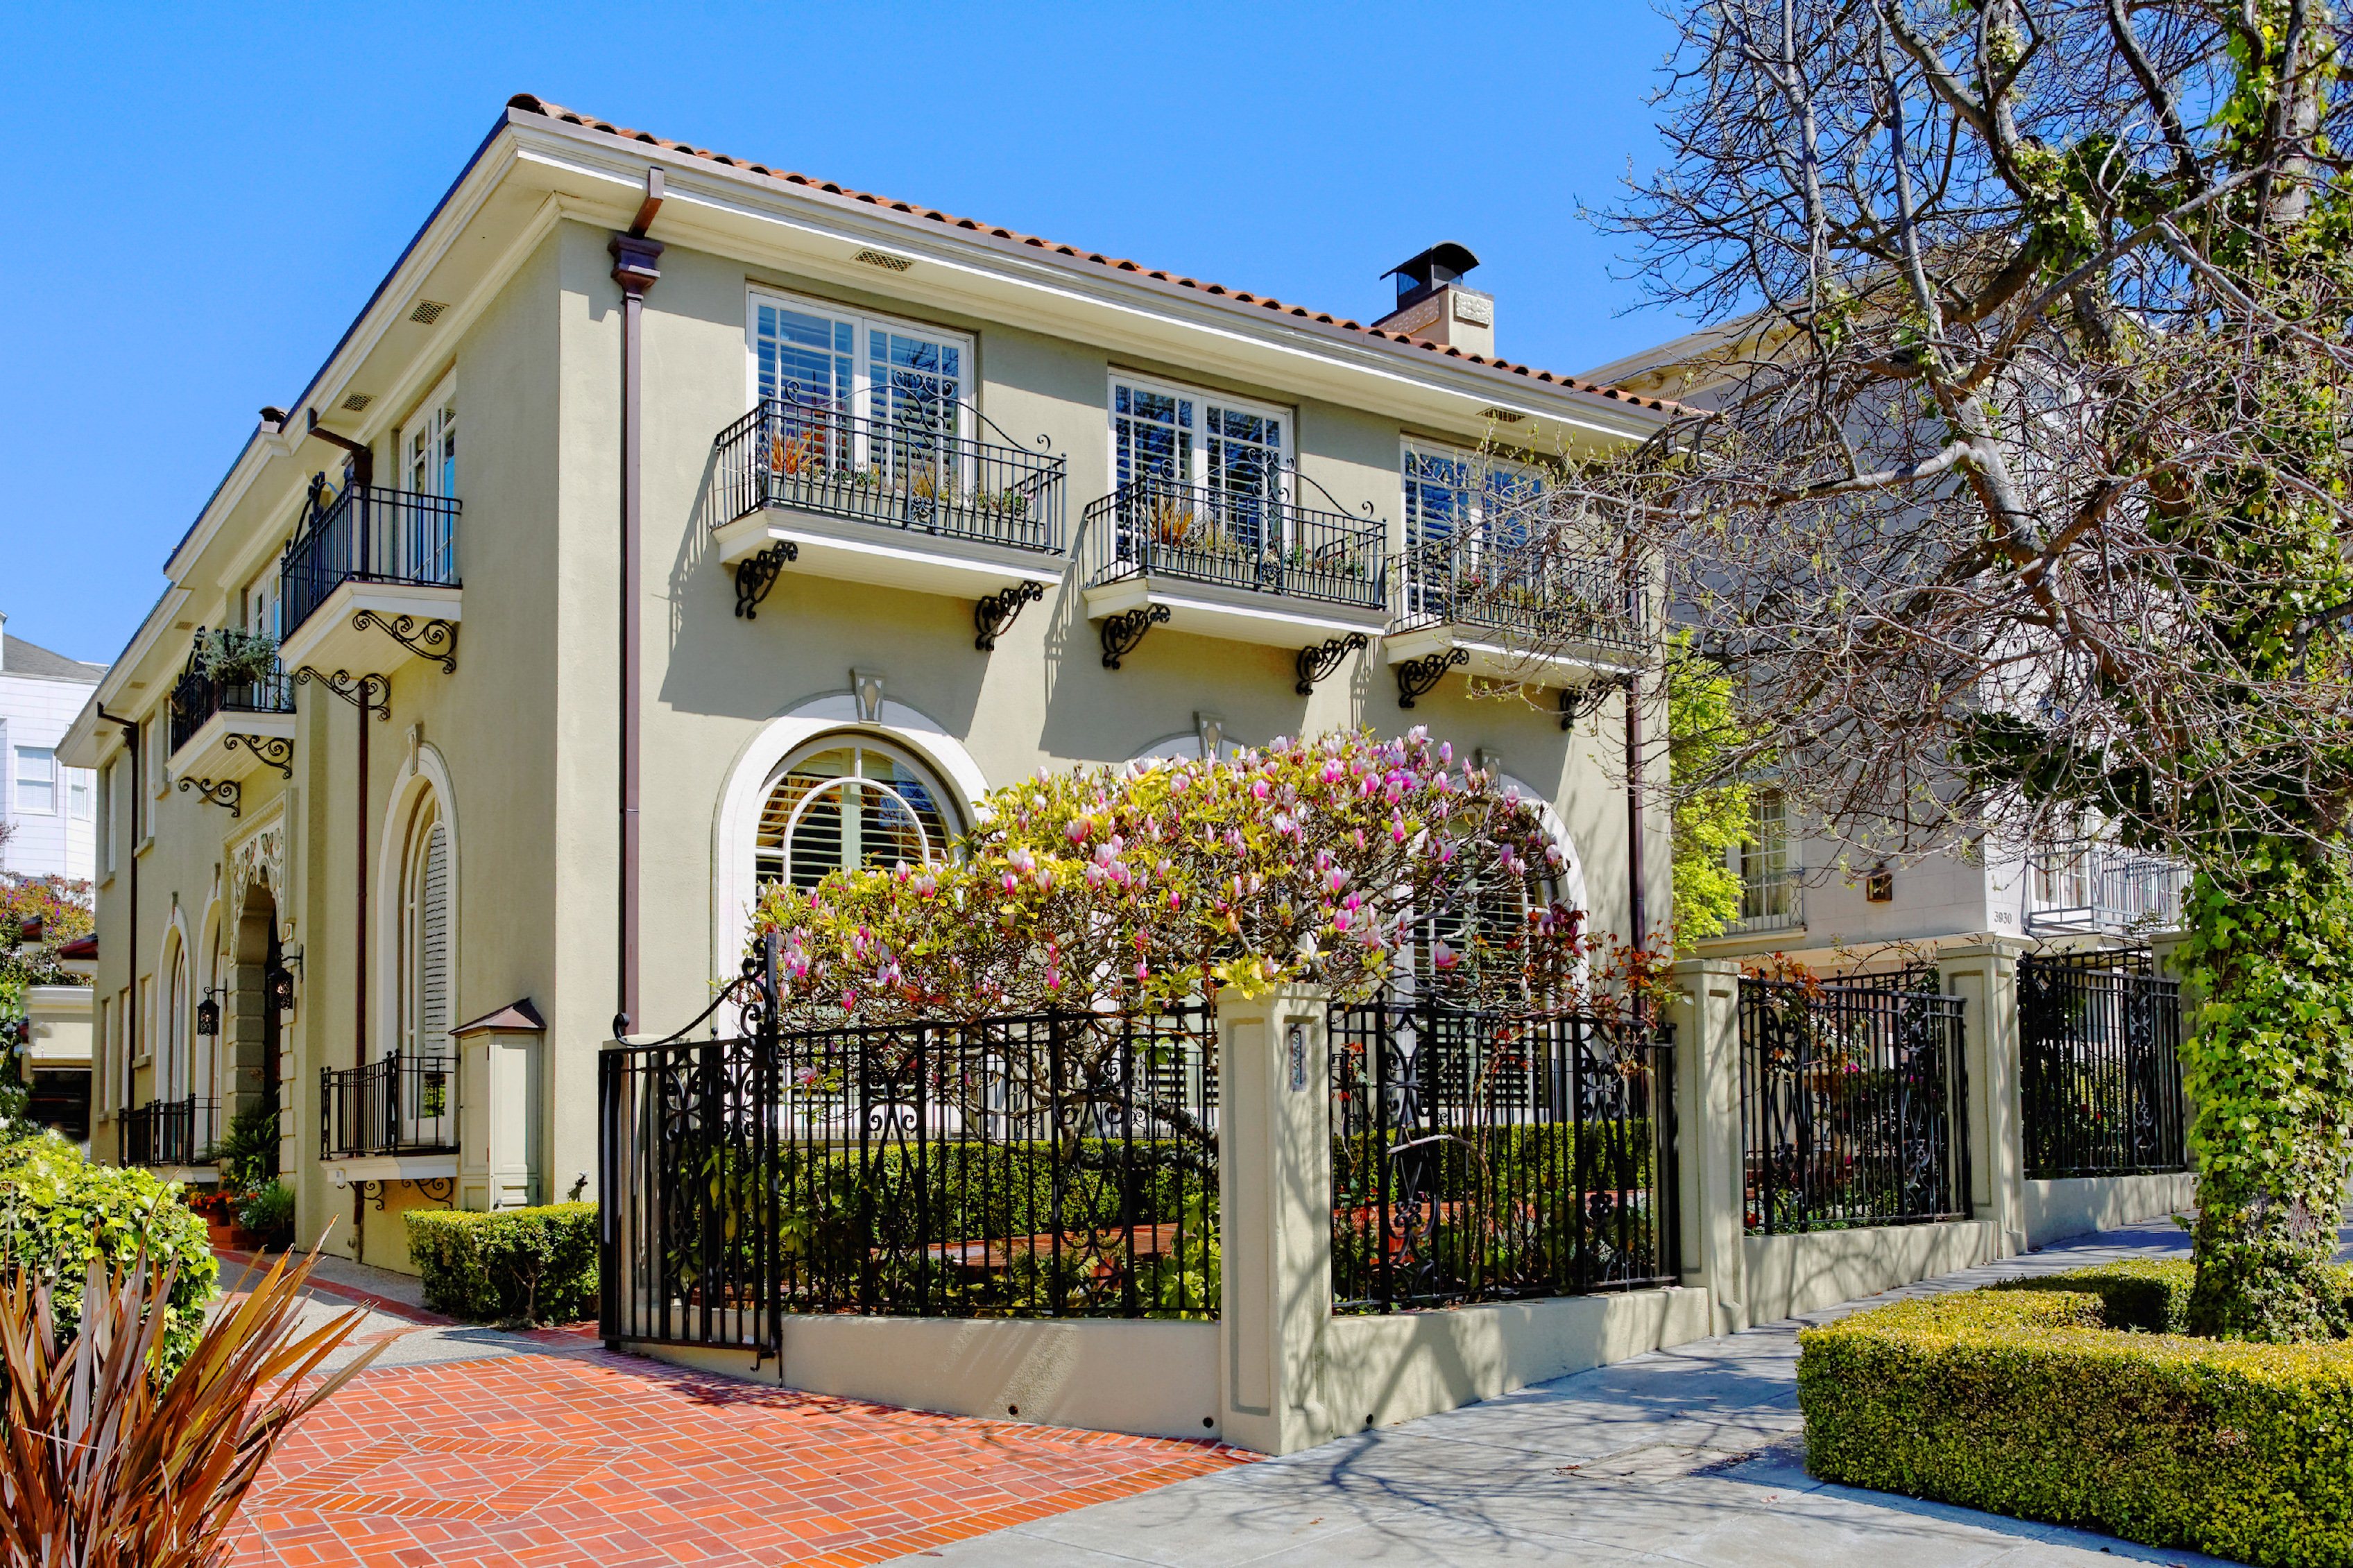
left=0, top=614, right=105, bottom=881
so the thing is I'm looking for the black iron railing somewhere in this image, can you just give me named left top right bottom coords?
left=168, top=633, right=293, bottom=756
left=1084, top=477, right=1386, bottom=608
left=280, top=483, right=462, bottom=639
left=2020, top=949, right=2188, bottom=1178
left=715, top=397, right=1065, bottom=555
left=319, top=1052, right=457, bottom=1158
left=1392, top=531, right=1644, bottom=652
left=2025, top=841, right=2189, bottom=935
left=1328, top=999, right=1679, bottom=1311
left=1739, top=978, right=1971, bottom=1234
left=601, top=1003, right=1217, bottom=1352
left=122, top=1095, right=217, bottom=1167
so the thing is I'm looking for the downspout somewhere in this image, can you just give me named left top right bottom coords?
left=609, top=170, right=664, bottom=1039
left=98, top=708, right=138, bottom=1127
left=1623, top=673, right=1646, bottom=953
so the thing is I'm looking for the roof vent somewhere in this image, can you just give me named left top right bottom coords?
left=854, top=249, right=914, bottom=272
left=409, top=300, right=450, bottom=326
left=339, top=393, right=374, bottom=413
left=1373, top=241, right=1495, bottom=358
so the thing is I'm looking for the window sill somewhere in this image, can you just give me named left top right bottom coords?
left=134, top=836, right=155, bottom=859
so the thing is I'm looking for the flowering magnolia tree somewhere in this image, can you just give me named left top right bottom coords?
left=748, top=729, right=1621, bottom=1030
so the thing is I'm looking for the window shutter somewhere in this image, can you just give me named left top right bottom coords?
left=420, top=821, right=450, bottom=1051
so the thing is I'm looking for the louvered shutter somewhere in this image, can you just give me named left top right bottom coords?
left=419, top=820, right=450, bottom=1052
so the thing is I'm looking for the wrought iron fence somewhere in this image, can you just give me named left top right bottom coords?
left=280, top=482, right=462, bottom=639
left=601, top=976, right=1218, bottom=1353
left=168, top=635, right=293, bottom=756
left=319, top=1052, right=458, bottom=1157
left=2019, top=948, right=2187, bottom=1178
left=1083, top=476, right=1387, bottom=608
left=1328, top=999, right=1679, bottom=1311
left=1738, top=978, right=1970, bottom=1234
left=121, top=1095, right=218, bottom=1167
left=714, top=397, right=1065, bottom=555
left=1392, top=531, right=1645, bottom=653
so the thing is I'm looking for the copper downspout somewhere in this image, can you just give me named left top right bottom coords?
left=1623, top=674, right=1646, bottom=952
left=609, top=170, right=664, bottom=1038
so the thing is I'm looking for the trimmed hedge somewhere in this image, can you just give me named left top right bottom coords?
left=405, top=1203, right=597, bottom=1326
left=1800, top=1262, right=2353, bottom=1568
left=0, top=1132, right=217, bottom=1375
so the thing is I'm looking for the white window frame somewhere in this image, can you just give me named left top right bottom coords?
left=753, top=734, right=961, bottom=893
left=102, top=758, right=118, bottom=875
left=1106, top=372, right=1292, bottom=501
left=1401, top=438, right=1545, bottom=551
left=12, top=746, right=56, bottom=816
left=744, top=286, right=973, bottom=436
left=67, top=768, right=91, bottom=822
left=401, top=372, right=459, bottom=499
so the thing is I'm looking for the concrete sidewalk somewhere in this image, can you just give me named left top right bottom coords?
left=887, top=1217, right=2241, bottom=1568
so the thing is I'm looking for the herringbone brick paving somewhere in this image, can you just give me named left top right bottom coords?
left=229, top=1338, right=1247, bottom=1567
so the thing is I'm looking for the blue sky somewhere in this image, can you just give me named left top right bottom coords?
left=0, top=1, right=1688, bottom=665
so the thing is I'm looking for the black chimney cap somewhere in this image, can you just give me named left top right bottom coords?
left=1383, top=242, right=1481, bottom=307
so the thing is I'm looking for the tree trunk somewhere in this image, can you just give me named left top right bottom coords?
left=2182, top=850, right=2353, bottom=1340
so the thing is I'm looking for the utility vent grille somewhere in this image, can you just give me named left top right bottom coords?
left=1476, top=406, right=1525, bottom=424
left=340, top=393, right=374, bottom=413
left=853, top=250, right=914, bottom=272
left=409, top=300, right=450, bottom=326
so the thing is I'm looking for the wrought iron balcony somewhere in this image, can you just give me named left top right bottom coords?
left=1083, top=477, right=1387, bottom=610
left=320, top=1051, right=456, bottom=1158
left=715, top=397, right=1065, bottom=555
left=122, top=1095, right=218, bottom=1167
left=1390, top=531, right=1645, bottom=654
left=2026, top=841, right=2187, bottom=936
left=168, top=632, right=293, bottom=758
left=280, top=481, right=462, bottom=641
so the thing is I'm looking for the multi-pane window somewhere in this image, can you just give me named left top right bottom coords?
left=755, top=741, right=957, bottom=892
left=242, top=566, right=282, bottom=642
left=750, top=291, right=967, bottom=428
left=1402, top=443, right=1543, bottom=553
left=13, top=747, right=55, bottom=814
left=1112, top=377, right=1288, bottom=554
left=398, top=794, right=452, bottom=1060
left=404, top=379, right=457, bottom=498
left=102, top=759, right=117, bottom=873
left=1734, top=791, right=1796, bottom=926
left=67, top=770, right=90, bottom=821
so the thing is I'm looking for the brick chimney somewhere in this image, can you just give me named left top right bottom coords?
left=1374, top=242, right=1493, bottom=357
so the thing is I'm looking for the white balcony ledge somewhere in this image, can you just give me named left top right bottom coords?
left=326, top=1153, right=459, bottom=1186
left=1082, top=572, right=1389, bottom=651
left=716, top=506, right=1063, bottom=603
left=279, top=581, right=463, bottom=676
left=168, top=709, right=296, bottom=786
left=1383, top=623, right=1641, bottom=691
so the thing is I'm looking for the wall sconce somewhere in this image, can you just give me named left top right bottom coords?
left=1865, top=863, right=1895, bottom=903
left=194, top=988, right=223, bottom=1037
left=266, top=965, right=296, bottom=1013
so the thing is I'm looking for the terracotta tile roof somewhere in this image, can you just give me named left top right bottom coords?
left=506, top=95, right=1686, bottom=417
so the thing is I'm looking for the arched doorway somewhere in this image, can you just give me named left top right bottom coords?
left=230, top=881, right=283, bottom=1140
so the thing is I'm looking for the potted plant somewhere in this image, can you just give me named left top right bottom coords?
left=194, top=628, right=280, bottom=688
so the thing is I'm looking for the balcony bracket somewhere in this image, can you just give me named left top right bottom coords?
left=974, top=580, right=1047, bottom=651
left=294, top=667, right=391, bottom=721
left=176, top=776, right=241, bottom=818
left=352, top=610, right=458, bottom=674
left=221, top=732, right=296, bottom=779
left=733, top=541, right=799, bottom=620
left=1294, top=633, right=1370, bottom=696
left=1100, top=605, right=1170, bottom=670
left=357, top=1178, right=391, bottom=1213
left=415, top=1175, right=456, bottom=1209
left=1557, top=682, right=1614, bottom=733
left=1396, top=647, right=1469, bottom=709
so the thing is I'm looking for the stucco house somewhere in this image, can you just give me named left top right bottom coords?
left=0, top=615, right=103, bottom=882
left=62, top=96, right=1679, bottom=1270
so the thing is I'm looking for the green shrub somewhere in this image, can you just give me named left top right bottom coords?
left=1799, top=1272, right=2353, bottom=1568
left=214, top=1103, right=280, bottom=1195
left=0, top=1134, right=217, bottom=1375
left=237, top=1178, right=294, bottom=1243
left=405, top=1203, right=597, bottom=1325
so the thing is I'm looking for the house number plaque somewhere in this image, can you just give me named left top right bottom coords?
left=1285, top=1024, right=1307, bottom=1092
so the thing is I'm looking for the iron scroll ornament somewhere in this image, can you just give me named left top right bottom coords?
left=177, top=776, right=241, bottom=818
left=220, top=732, right=296, bottom=779
left=734, top=541, right=799, bottom=620
left=1294, top=632, right=1369, bottom=696
left=1394, top=647, right=1469, bottom=709
left=351, top=610, right=458, bottom=674
left=974, top=580, right=1047, bottom=651
left=1099, top=605, right=1171, bottom=670
left=293, top=667, right=391, bottom=721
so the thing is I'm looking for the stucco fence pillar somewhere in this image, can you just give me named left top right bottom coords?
left=1668, top=958, right=1749, bottom=1335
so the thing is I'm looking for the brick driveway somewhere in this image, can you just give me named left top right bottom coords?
left=230, top=1335, right=1246, bottom=1568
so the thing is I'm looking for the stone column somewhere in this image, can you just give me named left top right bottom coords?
left=457, top=1011, right=545, bottom=1212
left=1936, top=939, right=2033, bottom=1257
left=1215, top=985, right=1333, bottom=1456
left=1669, top=958, right=1748, bottom=1335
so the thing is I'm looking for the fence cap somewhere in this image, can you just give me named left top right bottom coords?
left=454, top=997, right=545, bottom=1036
left=1931, top=936, right=2037, bottom=963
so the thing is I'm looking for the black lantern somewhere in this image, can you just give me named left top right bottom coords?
left=266, top=964, right=296, bottom=1013
left=194, top=990, right=221, bottom=1037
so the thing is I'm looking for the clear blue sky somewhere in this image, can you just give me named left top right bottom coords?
left=0, top=1, right=1688, bottom=666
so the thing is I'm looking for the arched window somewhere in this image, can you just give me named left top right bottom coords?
left=397, top=793, right=453, bottom=1059
left=164, top=940, right=189, bottom=1098
left=755, top=739, right=957, bottom=891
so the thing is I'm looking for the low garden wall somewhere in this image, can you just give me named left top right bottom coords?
left=1742, top=1220, right=2001, bottom=1324
left=2023, top=1171, right=2197, bottom=1248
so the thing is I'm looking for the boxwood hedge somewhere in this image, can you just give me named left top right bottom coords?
left=405, top=1203, right=597, bottom=1326
left=1799, top=1261, right=2353, bottom=1568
